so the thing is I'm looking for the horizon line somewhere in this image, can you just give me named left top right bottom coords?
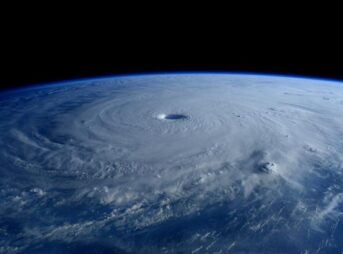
left=2, top=71, right=343, bottom=94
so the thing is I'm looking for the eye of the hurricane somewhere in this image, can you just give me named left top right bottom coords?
left=157, top=113, right=189, bottom=120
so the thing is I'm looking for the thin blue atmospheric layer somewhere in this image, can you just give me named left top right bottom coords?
left=1, top=71, right=343, bottom=95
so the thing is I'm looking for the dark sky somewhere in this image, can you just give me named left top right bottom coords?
left=1, top=16, right=342, bottom=91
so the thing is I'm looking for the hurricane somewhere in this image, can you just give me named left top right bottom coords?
left=1, top=74, right=343, bottom=253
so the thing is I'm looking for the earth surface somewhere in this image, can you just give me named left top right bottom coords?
left=1, top=73, right=343, bottom=253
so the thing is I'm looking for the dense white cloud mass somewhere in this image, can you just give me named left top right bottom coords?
left=1, top=74, right=343, bottom=253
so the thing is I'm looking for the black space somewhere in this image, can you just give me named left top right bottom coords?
left=1, top=17, right=342, bottom=91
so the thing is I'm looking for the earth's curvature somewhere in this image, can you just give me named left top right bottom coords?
left=1, top=73, right=343, bottom=253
